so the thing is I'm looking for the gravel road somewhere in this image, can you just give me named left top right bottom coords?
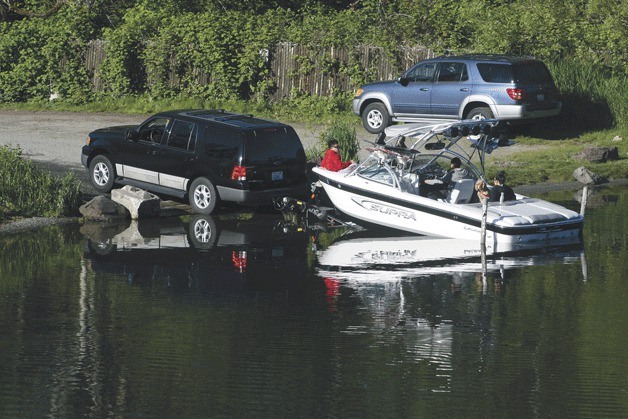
left=0, top=110, right=340, bottom=194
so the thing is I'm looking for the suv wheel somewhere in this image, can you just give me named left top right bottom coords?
left=362, top=102, right=390, bottom=134
left=467, top=107, right=493, bottom=121
left=189, top=177, right=218, bottom=214
left=89, top=155, right=115, bottom=193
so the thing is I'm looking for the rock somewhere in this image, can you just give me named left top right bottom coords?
left=573, top=166, right=605, bottom=185
left=111, top=185, right=160, bottom=220
left=573, top=146, right=619, bottom=163
left=79, top=195, right=128, bottom=221
left=80, top=219, right=130, bottom=243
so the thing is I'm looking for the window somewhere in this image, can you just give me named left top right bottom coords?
left=437, top=62, right=468, bottom=82
left=405, top=63, right=437, bottom=82
left=138, top=117, right=169, bottom=143
left=513, top=62, right=553, bottom=83
left=203, top=126, right=241, bottom=159
left=166, top=120, right=197, bottom=151
left=357, top=161, right=395, bottom=186
left=477, top=64, right=514, bottom=83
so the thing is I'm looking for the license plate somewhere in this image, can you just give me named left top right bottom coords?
left=537, top=93, right=545, bottom=101
left=272, top=171, right=284, bottom=181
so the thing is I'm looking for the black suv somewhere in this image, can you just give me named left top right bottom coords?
left=81, top=109, right=308, bottom=214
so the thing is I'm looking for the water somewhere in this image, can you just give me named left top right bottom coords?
left=0, top=186, right=626, bottom=417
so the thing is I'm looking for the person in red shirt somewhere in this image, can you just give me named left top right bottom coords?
left=320, top=140, right=354, bottom=172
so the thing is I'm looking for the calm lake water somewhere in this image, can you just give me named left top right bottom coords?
left=0, top=186, right=626, bottom=418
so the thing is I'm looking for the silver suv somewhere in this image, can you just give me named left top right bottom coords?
left=353, top=54, right=562, bottom=133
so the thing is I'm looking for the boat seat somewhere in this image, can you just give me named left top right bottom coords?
left=400, top=172, right=420, bottom=194
left=447, top=179, right=475, bottom=204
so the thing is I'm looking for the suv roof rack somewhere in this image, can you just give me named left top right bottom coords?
left=182, top=109, right=255, bottom=122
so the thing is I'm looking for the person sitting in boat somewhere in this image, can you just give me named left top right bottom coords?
left=420, top=157, right=473, bottom=198
left=489, top=171, right=516, bottom=202
left=320, top=140, right=356, bottom=172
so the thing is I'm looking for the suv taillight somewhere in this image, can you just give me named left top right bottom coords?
left=507, top=88, right=526, bottom=101
left=231, top=165, right=246, bottom=181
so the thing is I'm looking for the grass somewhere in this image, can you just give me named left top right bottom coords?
left=485, top=128, right=627, bottom=186
left=0, top=145, right=82, bottom=222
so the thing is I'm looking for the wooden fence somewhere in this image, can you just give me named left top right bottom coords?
left=84, top=40, right=434, bottom=99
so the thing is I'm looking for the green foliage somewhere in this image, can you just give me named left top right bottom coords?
left=312, top=120, right=360, bottom=163
left=548, top=59, right=628, bottom=129
left=0, top=4, right=94, bottom=103
left=0, top=0, right=625, bottom=129
left=0, top=145, right=82, bottom=218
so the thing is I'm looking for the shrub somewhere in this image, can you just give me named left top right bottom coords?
left=311, top=120, right=360, bottom=163
left=0, top=145, right=82, bottom=219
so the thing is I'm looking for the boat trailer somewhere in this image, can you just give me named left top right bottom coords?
left=273, top=196, right=362, bottom=232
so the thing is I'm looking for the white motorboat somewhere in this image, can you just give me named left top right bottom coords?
left=312, top=120, right=584, bottom=253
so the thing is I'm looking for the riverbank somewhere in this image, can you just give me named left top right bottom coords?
left=0, top=110, right=626, bottom=235
left=2, top=179, right=626, bottom=237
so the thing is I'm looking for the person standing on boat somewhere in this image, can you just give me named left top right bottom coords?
left=421, top=157, right=472, bottom=197
left=489, top=171, right=516, bottom=202
left=320, top=140, right=355, bottom=172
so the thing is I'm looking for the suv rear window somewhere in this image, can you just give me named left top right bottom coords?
left=477, top=62, right=553, bottom=84
left=512, top=62, right=553, bottom=83
left=244, top=128, right=302, bottom=161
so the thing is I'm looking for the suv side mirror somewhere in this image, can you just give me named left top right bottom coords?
left=126, top=130, right=139, bottom=141
left=397, top=77, right=409, bottom=87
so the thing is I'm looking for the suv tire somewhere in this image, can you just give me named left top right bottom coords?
left=467, top=107, right=493, bottom=121
left=362, top=102, right=390, bottom=134
left=89, top=155, right=115, bottom=193
left=189, top=177, right=218, bottom=214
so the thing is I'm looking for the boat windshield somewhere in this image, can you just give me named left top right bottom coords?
left=356, top=160, right=396, bottom=187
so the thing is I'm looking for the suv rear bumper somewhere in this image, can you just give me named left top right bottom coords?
left=495, top=102, right=562, bottom=119
left=217, top=182, right=309, bottom=205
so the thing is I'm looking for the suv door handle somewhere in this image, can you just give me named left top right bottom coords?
left=460, top=88, right=469, bottom=92
left=420, top=88, right=429, bottom=91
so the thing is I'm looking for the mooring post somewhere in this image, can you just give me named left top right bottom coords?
left=580, top=185, right=588, bottom=216
left=481, top=197, right=488, bottom=248
left=480, top=197, right=489, bottom=290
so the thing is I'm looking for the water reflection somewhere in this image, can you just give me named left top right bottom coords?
left=314, top=229, right=587, bottom=393
left=316, top=229, right=585, bottom=282
left=81, top=213, right=310, bottom=293
left=0, top=186, right=624, bottom=417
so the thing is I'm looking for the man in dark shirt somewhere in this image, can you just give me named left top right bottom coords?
left=421, top=157, right=473, bottom=198
left=489, top=171, right=516, bottom=202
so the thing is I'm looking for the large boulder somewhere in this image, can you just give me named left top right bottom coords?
left=111, top=185, right=161, bottom=220
left=79, top=195, right=128, bottom=221
left=573, top=146, right=619, bottom=163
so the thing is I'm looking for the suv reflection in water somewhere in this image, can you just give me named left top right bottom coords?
left=82, top=213, right=310, bottom=294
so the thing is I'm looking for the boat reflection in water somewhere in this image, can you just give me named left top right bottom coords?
left=81, top=213, right=310, bottom=293
left=316, top=229, right=585, bottom=373
left=316, top=229, right=585, bottom=282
